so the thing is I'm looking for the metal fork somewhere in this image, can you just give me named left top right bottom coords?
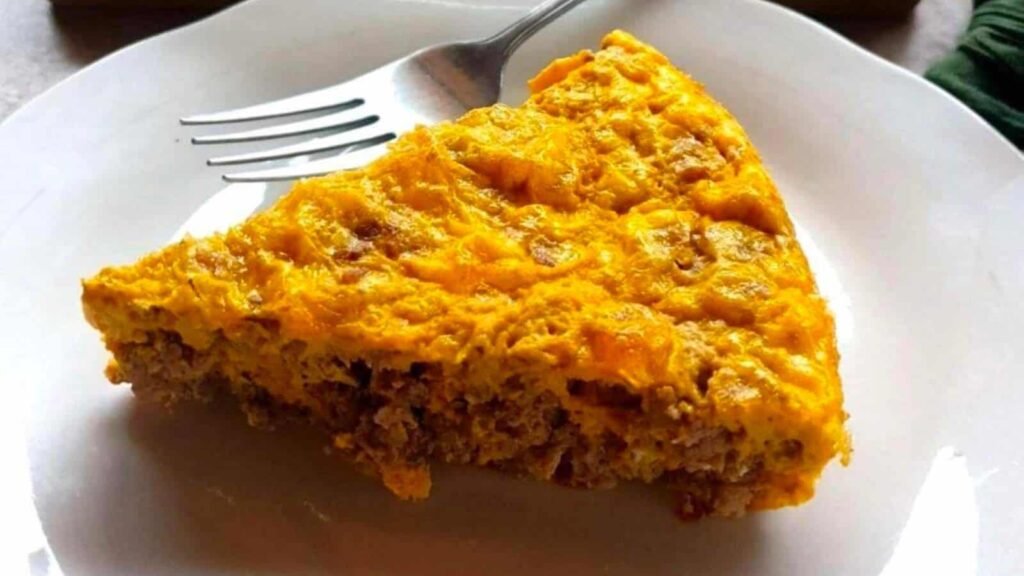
left=181, top=0, right=589, bottom=183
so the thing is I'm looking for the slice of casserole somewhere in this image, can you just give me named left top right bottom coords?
left=82, top=31, right=849, bottom=518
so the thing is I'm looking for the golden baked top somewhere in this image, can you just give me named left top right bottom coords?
left=83, top=31, right=849, bottom=489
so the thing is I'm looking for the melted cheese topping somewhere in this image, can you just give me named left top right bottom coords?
left=83, top=31, right=849, bottom=506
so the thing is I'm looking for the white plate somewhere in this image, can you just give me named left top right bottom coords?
left=2, top=0, right=1023, bottom=574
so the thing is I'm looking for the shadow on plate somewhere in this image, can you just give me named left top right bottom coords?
left=84, top=395, right=769, bottom=575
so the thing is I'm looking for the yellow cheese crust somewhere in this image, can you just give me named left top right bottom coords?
left=83, top=31, right=849, bottom=512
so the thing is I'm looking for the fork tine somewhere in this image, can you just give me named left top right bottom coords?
left=223, top=144, right=391, bottom=182
left=192, top=110, right=379, bottom=145
left=180, top=84, right=366, bottom=125
left=207, top=125, right=394, bottom=166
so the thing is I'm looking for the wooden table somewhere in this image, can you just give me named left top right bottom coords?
left=0, top=0, right=972, bottom=122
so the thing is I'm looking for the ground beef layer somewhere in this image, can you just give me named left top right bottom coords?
left=109, top=330, right=766, bottom=518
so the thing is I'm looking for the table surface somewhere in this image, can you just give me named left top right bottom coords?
left=0, top=0, right=973, bottom=122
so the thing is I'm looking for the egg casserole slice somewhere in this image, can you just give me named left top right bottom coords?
left=82, top=31, right=849, bottom=518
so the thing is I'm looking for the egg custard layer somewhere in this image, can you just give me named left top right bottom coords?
left=82, top=31, right=849, bottom=518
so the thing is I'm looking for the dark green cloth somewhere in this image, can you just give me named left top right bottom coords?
left=925, top=0, right=1024, bottom=148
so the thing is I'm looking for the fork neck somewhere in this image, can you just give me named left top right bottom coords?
left=484, top=0, right=590, bottom=60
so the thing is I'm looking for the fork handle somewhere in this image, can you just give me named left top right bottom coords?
left=486, top=0, right=591, bottom=59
